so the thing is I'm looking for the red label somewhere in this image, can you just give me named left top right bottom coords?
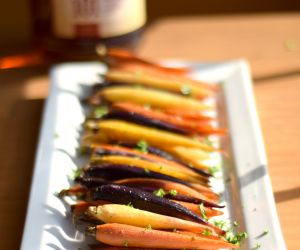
left=74, top=24, right=100, bottom=38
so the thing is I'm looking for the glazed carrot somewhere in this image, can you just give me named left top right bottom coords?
left=90, top=143, right=208, bottom=179
left=90, top=246, right=160, bottom=250
left=112, top=102, right=225, bottom=135
left=86, top=120, right=216, bottom=151
left=87, top=223, right=237, bottom=249
left=166, top=146, right=212, bottom=171
left=111, top=61, right=189, bottom=77
left=188, top=183, right=220, bottom=201
left=115, top=178, right=215, bottom=202
left=97, top=87, right=212, bottom=110
left=105, top=69, right=214, bottom=99
left=162, top=108, right=215, bottom=120
left=90, top=155, right=205, bottom=184
left=171, top=200, right=223, bottom=218
left=97, top=46, right=190, bottom=74
left=87, top=204, right=216, bottom=234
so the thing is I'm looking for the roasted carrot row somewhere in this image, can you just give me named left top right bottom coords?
left=59, top=47, right=246, bottom=250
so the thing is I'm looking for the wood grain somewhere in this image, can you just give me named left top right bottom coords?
left=0, top=13, right=299, bottom=249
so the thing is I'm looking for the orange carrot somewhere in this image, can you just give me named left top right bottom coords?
left=90, top=245, right=163, bottom=250
left=88, top=223, right=237, bottom=249
left=171, top=200, right=223, bottom=218
left=162, top=108, right=215, bottom=120
left=97, top=46, right=190, bottom=75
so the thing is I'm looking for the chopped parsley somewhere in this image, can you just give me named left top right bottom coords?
left=211, top=219, right=247, bottom=246
left=136, top=140, right=148, bottom=153
left=212, top=219, right=230, bottom=230
left=169, top=189, right=178, bottom=196
left=153, top=188, right=167, bottom=197
left=69, top=168, right=83, bottom=179
left=225, top=231, right=248, bottom=245
left=203, top=137, right=213, bottom=147
left=199, top=203, right=208, bottom=221
left=251, top=243, right=261, bottom=249
left=127, top=202, right=134, bottom=208
left=123, top=240, right=129, bottom=247
left=145, top=224, right=152, bottom=230
left=208, top=166, right=221, bottom=176
left=202, top=229, right=212, bottom=236
left=263, top=229, right=269, bottom=236
left=153, top=188, right=178, bottom=197
left=94, top=106, right=108, bottom=118
left=181, top=85, right=192, bottom=96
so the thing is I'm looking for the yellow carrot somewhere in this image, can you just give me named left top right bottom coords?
left=91, top=120, right=216, bottom=151
left=105, top=69, right=214, bottom=99
left=99, top=86, right=212, bottom=110
left=87, top=204, right=215, bottom=234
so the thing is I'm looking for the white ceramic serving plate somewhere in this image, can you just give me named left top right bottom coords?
left=21, top=61, right=286, bottom=250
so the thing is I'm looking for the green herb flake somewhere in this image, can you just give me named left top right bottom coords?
left=251, top=243, right=261, bottom=250
left=145, top=224, right=152, bottom=230
left=199, top=203, right=208, bottom=221
left=159, top=165, right=164, bottom=170
left=263, top=229, right=269, bottom=235
left=123, top=240, right=129, bottom=247
left=127, top=202, right=133, bottom=208
left=69, top=168, right=83, bottom=180
left=169, top=189, right=178, bottom=196
left=93, top=106, right=108, bottom=118
left=202, top=229, right=212, bottom=236
left=203, top=137, right=213, bottom=147
left=208, top=166, right=221, bottom=176
left=153, top=188, right=166, bottom=197
left=136, top=140, right=148, bottom=153
left=212, top=220, right=228, bottom=230
left=226, top=231, right=248, bottom=245
left=181, top=85, right=192, bottom=96
left=144, top=168, right=150, bottom=173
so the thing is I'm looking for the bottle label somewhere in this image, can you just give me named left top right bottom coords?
left=51, top=0, right=146, bottom=39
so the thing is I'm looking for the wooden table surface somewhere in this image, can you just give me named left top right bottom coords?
left=0, top=13, right=299, bottom=249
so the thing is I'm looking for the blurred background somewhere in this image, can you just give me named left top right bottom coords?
left=1, top=0, right=300, bottom=53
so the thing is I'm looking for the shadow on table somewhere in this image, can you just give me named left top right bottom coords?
left=274, top=186, right=300, bottom=203
left=0, top=98, right=44, bottom=249
left=254, top=69, right=300, bottom=83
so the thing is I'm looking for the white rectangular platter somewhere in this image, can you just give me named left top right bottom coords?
left=21, top=61, right=286, bottom=250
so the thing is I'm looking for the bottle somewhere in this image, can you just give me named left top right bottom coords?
left=42, top=0, right=147, bottom=60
